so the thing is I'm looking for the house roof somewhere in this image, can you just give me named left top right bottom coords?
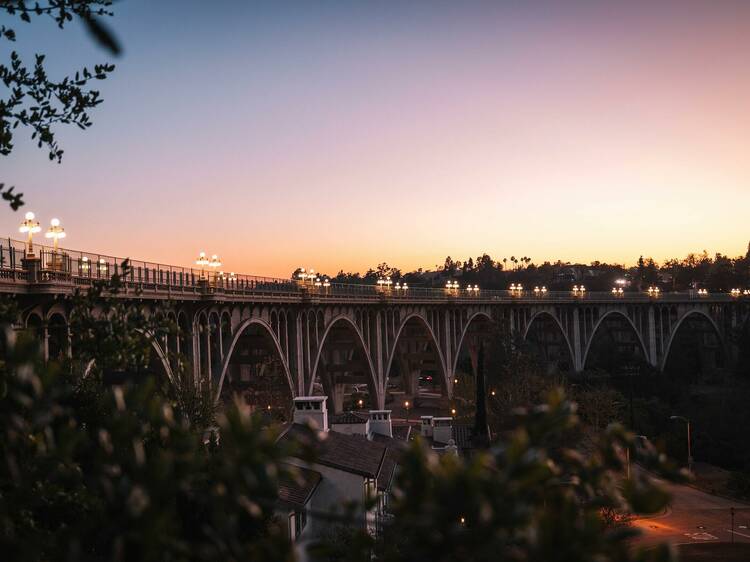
left=329, top=411, right=368, bottom=425
left=376, top=446, right=401, bottom=492
left=278, top=463, right=322, bottom=508
left=280, top=423, right=387, bottom=479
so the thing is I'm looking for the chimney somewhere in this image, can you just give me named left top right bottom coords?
left=420, top=415, right=434, bottom=438
left=432, top=417, right=453, bottom=445
left=293, top=396, right=328, bottom=432
left=368, top=410, right=392, bottom=438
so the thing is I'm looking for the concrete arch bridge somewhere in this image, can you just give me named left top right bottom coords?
left=3, top=239, right=749, bottom=414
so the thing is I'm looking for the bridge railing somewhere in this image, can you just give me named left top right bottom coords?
left=0, top=238, right=743, bottom=302
left=0, top=238, right=300, bottom=296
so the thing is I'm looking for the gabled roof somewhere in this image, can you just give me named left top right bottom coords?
left=278, top=463, right=322, bottom=508
left=280, top=423, right=387, bottom=479
left=329, top=411, right=368, bottom=425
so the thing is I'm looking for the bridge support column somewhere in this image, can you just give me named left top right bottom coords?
left=572, top=308, right=582, bottom=372
left=648, top=306, right=658, bottom=368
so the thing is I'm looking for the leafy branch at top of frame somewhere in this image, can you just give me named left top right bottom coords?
left=1, top=1, right=120, bottom=55
left=0, top=1, right=121, bottom=210
left=1, top=50, right=115, bottom=162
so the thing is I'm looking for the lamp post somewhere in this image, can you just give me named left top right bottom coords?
left=45, top=218, right=66, bottom=270
left=209, top=254, right=222, bottom=283
left=445, top=280, right=459, bottom=295
left=466, top=284, right=479, bottom=296
left=19, top=211, right=41, bottom=258
left=45, top=218, right=66, bottom=251
left=377, top=277, right=393, bottom=293
left=195, top=251, right=209, bottom=279
left=533, top=285, right=547, bottom=297
left=509, top=283, right=524, bottom=297
left=611, top=287, right=624, bottom=297
left=670, top=415, right=693, bottom=473
left=404, top=400, right=410, bottom=423
left=647, top=286, right=661, bottom=298
left=572, top=285, right=586, bottom=298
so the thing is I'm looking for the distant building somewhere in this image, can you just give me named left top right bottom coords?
left=419, top=415, right=477, bottom=455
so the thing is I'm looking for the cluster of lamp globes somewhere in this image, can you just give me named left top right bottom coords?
left=376, top=278, right=408, bottom=291
left=647, top=286, right=661, bottom=297
left=611, top=287, right=625, bottom=296
left=195, top=251, right=223, bottom=279
left=444, top=280, right=479, bottom=294
left=729, top=289, right=750, bottom=297
left=572, top=284, right=587, bottom=296
left=297, top=268, right=330, bottom=288
left=509, top=283, right=524, bottom=295
left=533, top=285, right=548, bottom=295
left=18, top=212, right=66, bottom=255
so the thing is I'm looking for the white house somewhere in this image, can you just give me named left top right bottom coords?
left=276, top=397, right=406, bottom=541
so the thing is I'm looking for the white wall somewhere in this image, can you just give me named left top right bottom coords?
left=285, top=458, right=370, bottom=537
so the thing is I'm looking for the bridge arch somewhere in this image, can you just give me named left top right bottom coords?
left=522, top=310, right=574, bottom=371
left=661, top=310, right=726, bottom=373
left=47, top=312, right=69, bottom=362
left=452, top=311, right=494, bottom=378
left=582, top=310, right=648, bottom=371
left=384, top=312, right=449, bottom=400
left=214, top=317, right=294, bottom=414
left=309, top=314, right=378, bottom=412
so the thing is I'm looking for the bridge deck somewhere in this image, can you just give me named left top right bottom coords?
left=0, top=237, right=739, bottom=304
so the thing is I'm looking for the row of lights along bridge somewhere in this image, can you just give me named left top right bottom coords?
left=16, top=213, right=750, bottom=297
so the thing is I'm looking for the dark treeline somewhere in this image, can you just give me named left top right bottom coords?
left=298, top=243, right=750, bottom=292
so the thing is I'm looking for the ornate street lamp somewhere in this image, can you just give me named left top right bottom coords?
left=19, top=211, right=41, bottom=257
left=533, top=285, right=547, bottom=297
left=209, top=254, right=222, bottom=283
left=611, top=287, right=624, bottom=296
left=572, top=285, right=586, bottom=297
left=445, top=280, right=460, bottom=294
left=509, top=283, right=524, bottom=296
left=377, top=277, right=393, bottom=293
left=647, top=286, right=660, bottom=298
left=45, top=218, right=66, bottom=251
left=466, top=284, right=480, bottom=295
left=195, top=251, right=209, bottom=279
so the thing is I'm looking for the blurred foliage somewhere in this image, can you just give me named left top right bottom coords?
left=1, top=0, right=120, bottom=209
left=376, top=390, right=686, bottom=562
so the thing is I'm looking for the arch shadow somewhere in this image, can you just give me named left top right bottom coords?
left=452, top=311, right=494, bottom=377
left=661, top=310, right=726, bottom=372
left=582, top=310, right=648, bottom=371
left=522, top=310, right=575, bottom=371
left=384, top=312, right=450, bottom=397
left=309, top=315, right=378, bottom=409
left=214, top=317, right=294, bottom=403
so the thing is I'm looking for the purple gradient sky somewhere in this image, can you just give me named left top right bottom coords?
left=3, top=1, right=750, bottom=277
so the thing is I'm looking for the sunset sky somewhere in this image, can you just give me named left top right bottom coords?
left=3, top=0, right=750, bottom=277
